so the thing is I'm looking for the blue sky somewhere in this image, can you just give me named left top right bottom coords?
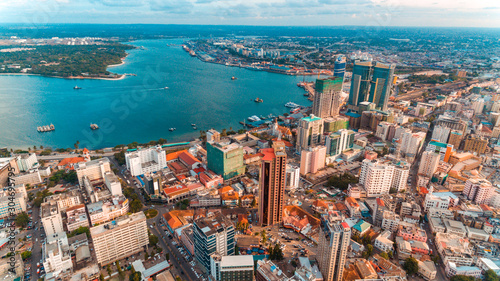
left=1, top=0, right=499, bottom=27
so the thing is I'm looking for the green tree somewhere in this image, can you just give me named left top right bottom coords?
left=21, top=251, right=32, bottom=260
left=107, top=265, right=112, bottom=276
left=449, top=276, right=476, bottom=281
left=484, top=269, right=499, bottom=281
left=129, top=272, right=142, bottom=281
left=380, top=252, right=389, bottom=259
left=15, top=212, right=30, bottom=227
left=99, top=274, right=104, bottom=281
left=144, top=252, right=149, bottom=260
left=403, top=257, right=419, bottom=275
left=130, top=199, right=143, bottom=213
left=149, top=234, right=159, bottom=247
left=251, top=198, right=257, bottom=207
left=68, top=226, right=90, bottom=238
left=166, top=253, right=170, bottom=261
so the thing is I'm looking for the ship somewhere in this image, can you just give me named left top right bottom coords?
left=231, top=77, right=237, bottom=80
left=37, top=124, right=55, bottom=132
left=74, top=86, right=82, bottom=90
left=247, top=115, right=261, bottom=122
left=164, top=87, right=169, bottom=90
left=254, top=97, right=263, bottom=103
left=285, top=102, right=300, bottom=108
left=90, top=123, right=99, bottom=130
left=193, top=126, right=197, bottom=130
left=191, top=123, right=196, bottom=126
left=169, top=128, right=176, bottom=131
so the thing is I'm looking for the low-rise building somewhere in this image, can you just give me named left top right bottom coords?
left=374, top=230, right=394, bottom=253
left=66, top=204, right=90, bottom=232
left=445, top=262, right=481, bottom=279
left=418, top=260, right=437, bottom=281
left=210, top=253, right=254, bottom=281
left=435, top=232, right=474, bottom=267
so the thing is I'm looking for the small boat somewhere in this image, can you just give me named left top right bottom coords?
left=169, top=128, right=176, bottom=131
left=254, top=97, right=263, bottom=103
left=74, top=86, right=82, bottom=90
left=164, top=87, right=169, bottom=90
left=247, top=115, right=261, bottom=122
left=285, top=102, right=299, bottom=108
left=231, top=77, right=237, bottom=80
left=90, top=123, right=99, bottom=130
left=191, top=123, right=196, bottom=126
left=193, top=126, right=197, bottom=130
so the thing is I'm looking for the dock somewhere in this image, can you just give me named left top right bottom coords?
left=298, top=82, right=315, bottom=101
left=37, top=124, right=55, bottom=132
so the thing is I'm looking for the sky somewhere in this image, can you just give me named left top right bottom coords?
left=1, top=0, right=500, bottom=27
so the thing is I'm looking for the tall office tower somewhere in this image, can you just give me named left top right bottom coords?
left=207, top=141, right=245, bottom=180
left=296, top=115, right=324, bottom=153
left=369, top=63, right=395, bottom=112
left=312, top=77, right=344, bottom=118
left=90, top=212, right=148, bottom=265
left=125, top=146, right=167, bottom=177
left=333, top=55, right=346, bottom=80
left=431, top=125, right=451, bottom=143
left=259, top=141, right=287, bottom=226
left=359, top=159, right=395, bottom=197
left=325, top=129, right=355, bottom=157
left=300, top=146, right=327, bottom=175
left=400, top=131, right=426, bottom=157
left=418, top=151, right=440, bottom=178
left=193, top=211, right=235, bottom=274
left=317, top=212, right=351, bottom=281
left=348, top=61, right=395, bottom=112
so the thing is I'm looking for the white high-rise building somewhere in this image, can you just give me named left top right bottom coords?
left=400, top=131, right=426, bottom=157
left=15, top=153, right=38, bottom=172
left=90, top=212, right=148, bottom=265
left=75, top=158, right=112, bottom=187
left=376, top=122, right=391, bottom=141
left=418, top=151, right=441, bottom=178
left=41, top=202, right=64, bottom=236
left=359, top=159, right=395, bottom=197
left=296, top=115, right=324, bottom=153
left=125, top=146, right=167, bottom=176
left=463, top=178, right=494, bottom=205
left=392, top=162, right=410, bottom=192
left=285, top=164, right=300, bottom=189
left=42, top=232, right=73, bottom=278
left=431, top=125, right=451, bottom=143
left=317, top=212, right=350, bottom=281
left=300, top=146, right=327, bottom=175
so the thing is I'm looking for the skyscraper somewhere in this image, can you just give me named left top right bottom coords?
left=259, top=141, right=286, bottom=226
left=312, top=76, right=344, bottom=118
left=317, top=212, right=351, bottom=281
left=194, top=211, right=235, bottom=274
left=296, top=114, right=324, bottom=153
left=348, top=61, right=395, bottom=112
left=207, top=141, right=245, bottom=180
left=325, top=129, right=355, bottom=157
left=333, top=55, right=346, bottom=80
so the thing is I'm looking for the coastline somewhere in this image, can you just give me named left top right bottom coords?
left=0, top=54, right=129, bottom=81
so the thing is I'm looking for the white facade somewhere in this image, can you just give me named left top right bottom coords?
left=0, top=192, right=26, bottom=219
left=463, top=178, right=494, bottom=205
left=41, top=202, right=65, bottom=236
left=400, top=131, right=425, bottom=157
left=418, top=151, right=440, bottom=178
left=12, top=169, right=42, bottom=185
left=424, top=191, right=459, bottom=212
left=16, top=153, right=38, bottom=172
left=76, top=158, right=112, bottom=187
left=285, top=164, right=300, bottom=189
left=374, top=230, right=394, bottom=252
left=42, top=232, right=73, bottom=278
left=359, top=159, right=394, bottom=197
left=125, top=146, right=167, bottom=176
left=391, top=164, right=410, bottom=192
left=431, top=125, right=451, bottom=143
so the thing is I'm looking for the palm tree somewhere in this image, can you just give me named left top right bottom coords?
left=33, top=146, right=37, bottom=151
left=40, top=145, right=44, bottom=150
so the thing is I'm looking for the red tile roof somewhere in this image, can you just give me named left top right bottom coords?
left=179, top=151, right=200, bottom=166
left=166, top=149, right=187, bottom=161
left=261, top=148, right=275, bottom=161
left=57, top=157, right=86, bottom=170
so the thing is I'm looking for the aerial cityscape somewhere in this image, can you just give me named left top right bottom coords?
left=1, top=2, right=500, bottom=281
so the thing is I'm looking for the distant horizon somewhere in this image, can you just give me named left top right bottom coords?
left=1, top=0, right=499, bottom=28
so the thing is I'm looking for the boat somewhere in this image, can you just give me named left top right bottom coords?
left=231, top=77, right=237, bottom=80
left=164, top=87, right=169, bottom=90
left=193, top=126, right=197, bottom=130
left=90, top=123, right=99, bottom=130
left=169, top=128, right=176, bottom=131
left=37, top=124, right=55, bottom=132
left=254, top=97, right=263, bottom=103
left=285, top=102, right=299, bottom=108
left=191, top=123, right=196, bottom=126
left=74, top=86, right=82, bottom=90
left=247, top=115, right=261, bottom=122
left=260, top=115, right=267, bottom=120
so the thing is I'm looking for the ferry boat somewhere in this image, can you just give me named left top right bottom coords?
left=90, top=123, right=99, bottom=130
left=74, top=86, right=82, bottom=90
left=254, top=98, right=263, bottom=103
left=37, top=124, right=55, bottom=132
left=247, top=115, right=261, bottom=122
left=231, top=77, right=237, bottom=80
left=164, top=87, right=169, bottom=90
left=285, top=102, right=299, bottom=108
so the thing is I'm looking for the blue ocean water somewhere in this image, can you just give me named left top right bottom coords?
left=0, top=39, right=311, bottom=149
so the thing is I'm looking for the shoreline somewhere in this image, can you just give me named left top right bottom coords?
left=0, top=54, right=129, bottom=81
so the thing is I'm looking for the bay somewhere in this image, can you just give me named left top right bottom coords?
left=0, top=39, right=311, bottom=149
